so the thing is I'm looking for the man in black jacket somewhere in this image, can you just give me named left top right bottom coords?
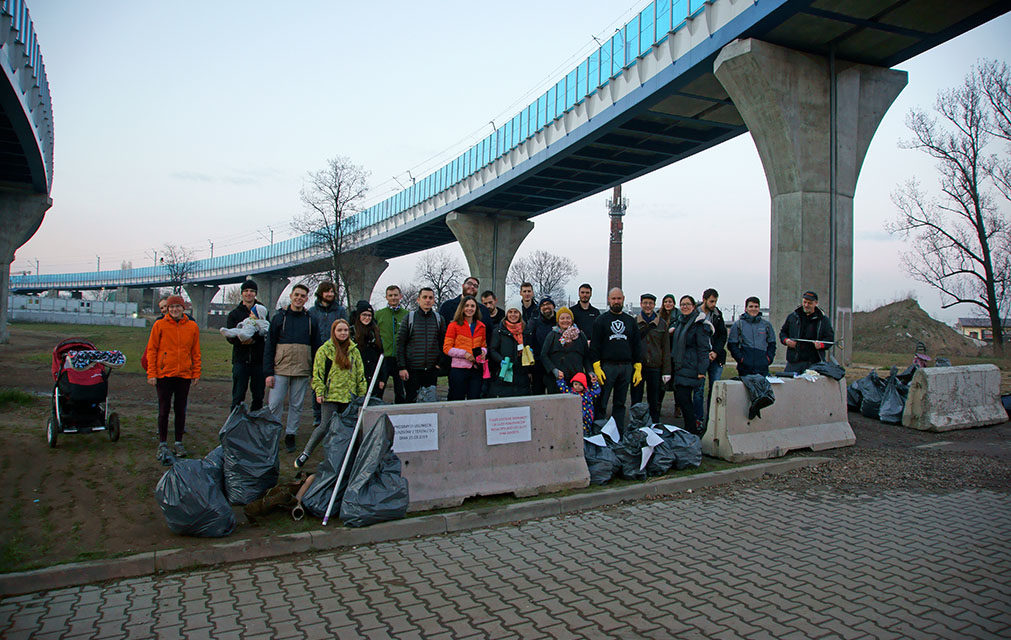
left=571, top=283, right=600, bottom=338
left=440, top=276, right=491, bottom=326
left=525, top=296, right=557, bottom=395
left=590, top=288, right=642, bottom=431
left=694, top=288, right=727, bottom=423
left=307, top=281, right=347, bottom=427
left=780, top=290, right=835, bottom=373
left=225, top=279, right=268, bottom=410
left=630, top=293, right=670, bottom=423
left=398, top=288, right=447, bottom=403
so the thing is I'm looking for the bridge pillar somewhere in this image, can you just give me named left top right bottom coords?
left=0, top=193, right=51, bottom=344
left=253, top=275, right=290, bottom=312
left=183, top=283, right=219, bottom=330
left=445, top=212, right=534, bottom=300
left=714, top=39, right=907, bottom=365
left=343, top=252, right=389, bottom=306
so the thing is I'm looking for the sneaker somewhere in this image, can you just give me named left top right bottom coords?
left=284, top=434, right=296, bottom=453
left=174, top=441, right=188, bottom=458
left=294, top=452, right=308, bottom=470
left=156, top=442, right=172, bottom=466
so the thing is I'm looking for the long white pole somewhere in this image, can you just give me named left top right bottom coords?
left=322, top=354, right=385, bottom=526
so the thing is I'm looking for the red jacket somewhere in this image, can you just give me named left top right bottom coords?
left=146, top=314, right=201, bottom=379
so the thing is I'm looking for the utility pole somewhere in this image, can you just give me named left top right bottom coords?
left=606, top=185, right=627, bottom=292
left=96, top=255, right=100, bottom=272
left=208, top=240, right=214, bottom=259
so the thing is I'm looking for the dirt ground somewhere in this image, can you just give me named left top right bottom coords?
left=0, top=324, right=1008, bottom=573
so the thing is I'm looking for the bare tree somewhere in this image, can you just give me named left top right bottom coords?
left=161, top=243, right=196, bottom=294
left=414, top=249, right=464, bottom=306
left=507, top=250, right=578, bottom=302
left=397, top=282, right=421, bottom=312
left=291, top=156, right=370, bottom=308
left=223, top=285, right=242, bottom=305
left=887, top=59, right=1010, bottom=354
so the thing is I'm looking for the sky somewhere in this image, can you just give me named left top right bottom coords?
left=15, top=1, right=1011, bottom=323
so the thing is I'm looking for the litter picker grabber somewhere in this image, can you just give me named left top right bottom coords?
left=321, top=354, right=385, bottom=526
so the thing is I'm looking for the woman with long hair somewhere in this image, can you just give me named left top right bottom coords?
left=488, top=307, right=531, bottom=397
left=658, top=294, right=677, bottom=326
left=352, top=300, right=386, bottom=398
left=443, top=295, right=487, bottom=400
left=296, top=318, right=366, bottom=469
left=669, top=295, right=713, bottom=436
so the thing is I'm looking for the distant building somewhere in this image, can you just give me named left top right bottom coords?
left=956, top=317, right=1010, bottom=342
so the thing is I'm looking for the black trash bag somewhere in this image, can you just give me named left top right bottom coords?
left=417, top=386, right=438, bottom=403
left=155, top=458, right=236, bottom=537
left=628, top=403, right=652, bottom=430
left=645, top=428, right=677, bottom=477
left=301, top=414, right=359, bottom=519
left=740, top=374, right=775, bottom=419
left=810, top=362, right=846, bottom=380
left=846, top=380, right=863, bottom=409
left=202, top=445, right=225, bottom=490
left=859, top=370, right=888, bottom=419
left=584, top=439, right=620, bottom=484
left=879, top=367, right=909, bottom=425
left=649, top=426, right=703, bottom=472
left=219, top=404, right=284, bottom=505
left=338, top=395, right=387, bottom=431
left=897, top=364, right=919, bottom=384
left=935, top=358, right=952, bottom=367
left=339, top=415, right=410, bottom=527
left=1002, top=394, right=1011, bottom=419
left=612, top=428, right=650, bottom=480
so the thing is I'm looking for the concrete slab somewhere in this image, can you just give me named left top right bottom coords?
left=362, top=394, right=589, bottom=512
left=703, top=377, right=854, bottom=462
left=902, top=364, right=1007, bottom=432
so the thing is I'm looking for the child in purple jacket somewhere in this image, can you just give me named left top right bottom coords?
left=556, top=372, right=601, bottom=435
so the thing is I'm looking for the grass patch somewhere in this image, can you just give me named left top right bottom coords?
left=0, top=388, right=35, bottom=410
left=11, top=322, right=234, bottom=379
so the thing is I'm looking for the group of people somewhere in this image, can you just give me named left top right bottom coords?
left=142, top=274, right=834, bottom=465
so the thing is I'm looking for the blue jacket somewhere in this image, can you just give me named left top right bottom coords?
left=728, top=312, right=776, bottom=376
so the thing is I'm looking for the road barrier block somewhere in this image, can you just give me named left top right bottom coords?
left=702, top=376, right=854, bottom=462
left=902, top=364, right=1007, bottom=432
left=362, top=394, right=588, bottom=512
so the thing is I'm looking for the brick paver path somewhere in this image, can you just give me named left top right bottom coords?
left=3, top=488, right=1009, bottom=639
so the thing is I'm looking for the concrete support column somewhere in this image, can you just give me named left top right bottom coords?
left=183, top=283, right=219, bottom=330
left=253, top=275, right=290, bottom=312
left=0, top=192, right=51, bottom=343
left=343, top=252, right=389, bottom=306
left=714, top=39, right=907, bottom=365
left=445, top=212, right=534, bottom=300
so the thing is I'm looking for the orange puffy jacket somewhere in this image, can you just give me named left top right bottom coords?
left=443, top=320, right=487, bottom=369
left=146, top=314, right=201, bottom=379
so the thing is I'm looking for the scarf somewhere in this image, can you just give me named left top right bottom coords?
left=503, top=319, right=524, bottom=344
left=641, top=311, right=657, bottom=323
left=560, top=324, right=581, bottom=344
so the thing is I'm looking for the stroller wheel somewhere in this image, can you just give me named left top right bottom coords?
left=107, top=413, right=120, bottom=442
left=47, top=417, right=58, bottom=448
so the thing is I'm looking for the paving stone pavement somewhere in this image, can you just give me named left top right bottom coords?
left=2, top=488, right=1009, bottom=639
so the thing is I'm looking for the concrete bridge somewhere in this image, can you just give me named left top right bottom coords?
left=8, top=0, right=1010, bottom=360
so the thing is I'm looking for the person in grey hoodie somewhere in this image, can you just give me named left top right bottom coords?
left=727, top=296, right=776, bottom=376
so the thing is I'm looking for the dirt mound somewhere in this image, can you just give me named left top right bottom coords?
left=853, top=298, right=981, bottom=358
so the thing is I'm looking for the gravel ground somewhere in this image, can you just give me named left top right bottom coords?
left=682, top=411, right=1011, bottom=499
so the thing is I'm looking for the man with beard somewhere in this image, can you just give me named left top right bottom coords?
left=525, top=297, right=557, bottom=395
left=570, top=283, right=600, bottom=338
left=308, top=281, right=347, bottom=428
left=440, top=276, right=492, bottom=326
left=780, top=291, right=835, bottom=373
left=694, top=288, right=727, bottom=423
left=630, top=293, right=669, bottom=423
left=590, top=288, right=642, bottom=431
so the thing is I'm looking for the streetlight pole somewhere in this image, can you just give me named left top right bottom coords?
left=96, top=255, right=100, bottom=272
left=208, top=240, right=214, bottom=259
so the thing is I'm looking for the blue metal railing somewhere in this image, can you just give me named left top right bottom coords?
left=11, top=0, right=714, bottom=290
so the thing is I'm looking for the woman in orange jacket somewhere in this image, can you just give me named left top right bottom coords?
left=146, top=295, right=201, bottom=464
left=443, top=296, right=487, bottom=400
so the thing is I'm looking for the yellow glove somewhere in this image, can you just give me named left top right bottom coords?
left=593, top=361, right=606, bottom=384
left=632, top=363, right=643, bottom=386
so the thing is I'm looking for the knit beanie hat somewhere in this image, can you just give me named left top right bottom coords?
left=240, top=279, right=258, bottom=292
left=166, top=295, right=186, bottom=308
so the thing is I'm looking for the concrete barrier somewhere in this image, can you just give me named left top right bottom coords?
left=702, top=376, right=854, bottom=462
left=361, top=394, right=588, bottom=512
left=902, top=364, right=1007, bottom=432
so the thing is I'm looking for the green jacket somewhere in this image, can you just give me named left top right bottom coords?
left=374, top=306, right=409, bottom=358
left=311, top=340, right=367, bottom=402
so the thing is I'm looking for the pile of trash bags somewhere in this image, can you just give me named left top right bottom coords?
left=154, top=446, right=235, bottom=537
left=582, top=403, right=701, bottom=485
left=299, top=397, right=409, bottom=528
left=847, top=365, right=916, bottom=424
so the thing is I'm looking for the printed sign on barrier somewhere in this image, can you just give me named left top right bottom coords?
left=390, top=413, right=439, bottom=453
left=485, top=406, right=532, bottom=445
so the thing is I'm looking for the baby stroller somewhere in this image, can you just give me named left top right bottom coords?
left=47, top=338, right=122, bottom=448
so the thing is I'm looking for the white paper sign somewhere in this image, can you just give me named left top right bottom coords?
left=639, top=427, right=664, bottom=448
left=600, top=417, right=620, bottom=443
left=486, top=406, right=532, bottom=445
left=766, top=376, right=784, bottom=384
left=584, top=434, right=607, bottom=447
left=640, top=446, right=653, bottom=471
left=390, top=413, right=439, bottom=453
left=659, top=423, right=687, bottom=434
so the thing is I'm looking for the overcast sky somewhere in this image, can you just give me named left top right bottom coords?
left=16, top=1, right=1011, bottom=322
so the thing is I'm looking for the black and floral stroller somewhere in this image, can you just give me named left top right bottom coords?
left=47, top=338, right=125, bottom=448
